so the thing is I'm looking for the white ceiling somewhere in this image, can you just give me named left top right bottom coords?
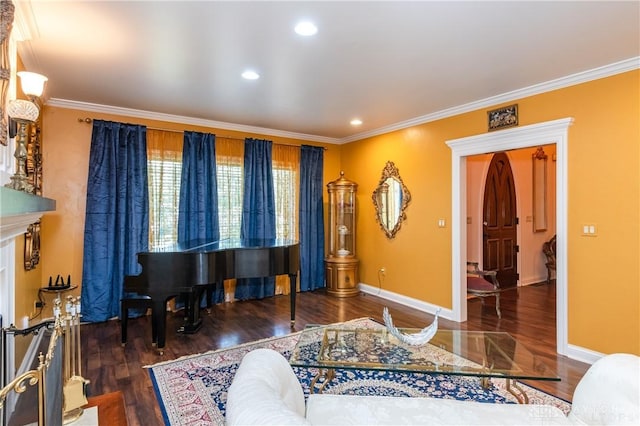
left=14, top=1, right=640, bottom=143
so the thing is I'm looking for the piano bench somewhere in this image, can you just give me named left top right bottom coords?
left=120, top=295, right=154, bottom=347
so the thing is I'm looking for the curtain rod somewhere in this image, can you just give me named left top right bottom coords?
left=77, top=117, right=327, bottom=149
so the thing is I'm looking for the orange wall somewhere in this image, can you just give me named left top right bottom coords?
left=33, top=70, right=639, bottom=356
left=341, top=70, right=639, bottom=355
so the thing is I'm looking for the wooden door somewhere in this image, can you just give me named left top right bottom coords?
left=483, top=152, right=518, bottom=288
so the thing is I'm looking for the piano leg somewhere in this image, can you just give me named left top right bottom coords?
left=152, top=299, right=169, bottom=354
left=178, top=287, right=205, bottom=334
left=289, top=273, right=297, bottom=327
left=205, top=283, right=215, bottom=313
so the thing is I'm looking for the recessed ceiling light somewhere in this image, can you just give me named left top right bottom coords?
left=295, top=21, right=318, bottom=36
left=350, top=119, right=363, bottom=126
left=242, top=70, right=260, bottom=80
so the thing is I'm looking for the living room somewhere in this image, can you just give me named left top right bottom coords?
left=0, top=1, right=638, bottom=425
left=36, top=54, right=639, bottom=362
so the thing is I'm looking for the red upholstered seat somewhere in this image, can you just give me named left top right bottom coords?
left=467, top=262, right=501, bottom=318
left=467, top=276, right=497, bottom=292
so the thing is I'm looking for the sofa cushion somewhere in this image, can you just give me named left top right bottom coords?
left=567, top=353, right=639, bottom=425
left=307, top=393, right=571, bottom=425
left=226, top=348, right=310, bottom=425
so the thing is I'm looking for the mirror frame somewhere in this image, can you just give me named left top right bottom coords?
left=532, top=147, right=548, bottom=232
left=372, top=161, right=411, bottom=239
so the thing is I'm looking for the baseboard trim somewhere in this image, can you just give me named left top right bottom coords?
left=566, top=345, right=602, bottom=365
left=358, top=283, right=453, bottom=320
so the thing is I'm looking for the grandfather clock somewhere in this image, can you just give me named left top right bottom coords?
left=325, top=171, right=359, bottom=297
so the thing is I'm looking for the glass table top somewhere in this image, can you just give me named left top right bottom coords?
left=289, top=324, right=559, bottom=381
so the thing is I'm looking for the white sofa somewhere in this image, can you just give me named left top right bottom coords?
left=226, top=349, right=639, bottom=425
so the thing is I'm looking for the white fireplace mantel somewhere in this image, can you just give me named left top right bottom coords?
left=1, top=211, right=48, bottom=243
left=0, top=187, right=56, bottom=243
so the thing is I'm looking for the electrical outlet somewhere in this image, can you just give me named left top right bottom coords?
left=35, top=301, right=44, bottom=309
left=581, top=224, right=597, bottom=236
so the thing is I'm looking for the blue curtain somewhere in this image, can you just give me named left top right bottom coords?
left=81, top=120, right=149, bottom=323
left=177, top=131, right=223, bottom=303
left=236, top=138, right=276, bottom=300
left=299, top=145, right=325, bottom=291
left=178, top=131, right=220, bottom=243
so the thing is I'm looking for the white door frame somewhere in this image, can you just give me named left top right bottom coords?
left=446, top=118, right=573, bottom=355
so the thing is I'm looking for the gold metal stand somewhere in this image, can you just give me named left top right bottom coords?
left=309, top=368, right=336, bottom=394
left=63, top=297, right=90, bottom=420
left=506, top=378, right=529, bottom=404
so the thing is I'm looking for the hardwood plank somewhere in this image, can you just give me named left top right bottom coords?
left=84, top=391, right=128, bottom=426
left=80, top=282, right=590, bottom=426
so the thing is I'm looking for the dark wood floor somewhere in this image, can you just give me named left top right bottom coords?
left=80, top=282, right=590, bottom=426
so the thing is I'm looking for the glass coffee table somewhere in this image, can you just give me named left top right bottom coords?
left=289, top=323, right=559, bottom=403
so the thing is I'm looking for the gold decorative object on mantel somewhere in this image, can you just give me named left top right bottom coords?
left=325, top=171, right=359, bottom=297
left=5, top=71, right=47, bottom=193
left=3, top=68, right=48, bottom=269
left=372, top=161, right=411, bottom=239
left=5, top=99, right=38, bottom=192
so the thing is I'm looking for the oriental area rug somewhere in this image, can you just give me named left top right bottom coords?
left=146, top=318, right=570, bottom=426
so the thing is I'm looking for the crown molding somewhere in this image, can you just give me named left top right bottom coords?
left=46, top=56, right=639, bottom=145
left=13, top=1, right=43, bottom=74
left=12, top=0, right=37, bottom=41
left=340, top=56, right=640, bottom=144
left=46, top=99, right=341, bottom=145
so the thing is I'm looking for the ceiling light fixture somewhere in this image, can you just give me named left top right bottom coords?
left=350, top=119, right=363, bottom=126
left=241, top=70, right=260, bottom=80
left=294, top=21, right=318, bottom=36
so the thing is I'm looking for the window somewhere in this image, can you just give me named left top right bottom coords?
left=273, top=168, right=297, bottom=239
left=147, top=130, right=183, bottom=249
left=216, top=137, right=244, bottom=240
left=273, top=144, right=300, bottom=240
left=148, top=158, right=182, bottom=248
left=216, top=163, right=243, bottom=239
left=147, top=134, right=300, bottom=248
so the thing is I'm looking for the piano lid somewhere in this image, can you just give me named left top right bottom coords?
left=141, top=238, right=299, bottom=254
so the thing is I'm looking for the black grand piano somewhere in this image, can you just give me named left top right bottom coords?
left=123, top=238, right=300, bottom=351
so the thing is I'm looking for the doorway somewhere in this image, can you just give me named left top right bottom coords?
left=447, top=118, right=572, bottom=356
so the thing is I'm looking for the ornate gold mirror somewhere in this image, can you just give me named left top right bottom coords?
left=372, top=161, right=411, bottom=239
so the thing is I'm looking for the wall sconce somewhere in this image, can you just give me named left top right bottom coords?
left=4, top=71, right=47, bottom=193
left=17, top=71, right=48, bottom=100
